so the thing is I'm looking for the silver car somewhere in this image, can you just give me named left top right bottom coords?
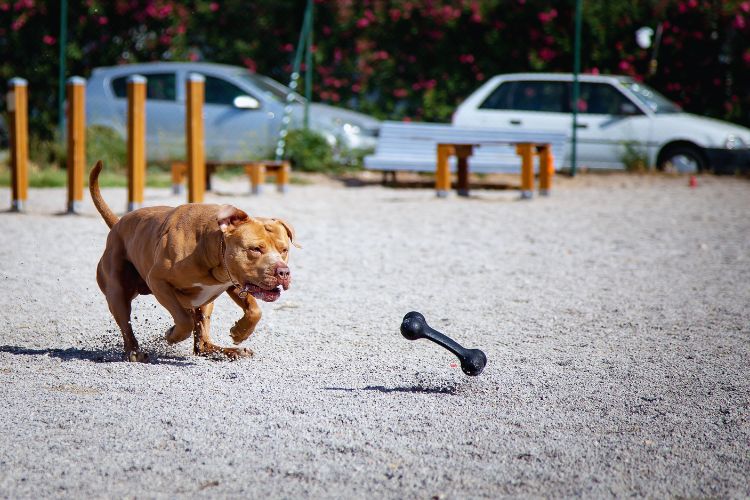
left=86, top=62, right=380, bottom=162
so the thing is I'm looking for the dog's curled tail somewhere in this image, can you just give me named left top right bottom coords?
left=89, top=160, right=119, bottom=229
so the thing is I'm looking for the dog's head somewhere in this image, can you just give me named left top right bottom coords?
left=217, top=205, right=297, bottom=302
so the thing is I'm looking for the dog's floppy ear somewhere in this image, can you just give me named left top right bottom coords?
left=272, top=218, right=302, bottom=249
left=217, top=205, right=250, bottom=233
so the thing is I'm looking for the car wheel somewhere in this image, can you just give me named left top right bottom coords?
left=659, top=145, right=707, bottom=174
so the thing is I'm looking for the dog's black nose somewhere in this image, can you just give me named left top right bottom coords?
left=275, top=264, right=290, bottom=280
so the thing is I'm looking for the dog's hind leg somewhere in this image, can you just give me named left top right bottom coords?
left=97, top=256, right=148, bottom=363
left=193, top=302, right=253, bottom=360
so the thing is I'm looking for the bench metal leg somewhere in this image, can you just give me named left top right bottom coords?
left=456, top=155, right=469, bottom=196
left=538, top=145, right=554, bottom=196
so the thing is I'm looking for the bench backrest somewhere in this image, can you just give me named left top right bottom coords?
left=365, top=121, right=568, bottom=172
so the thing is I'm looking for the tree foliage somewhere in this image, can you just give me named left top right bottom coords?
left=1, top=0, right=749, bottom=137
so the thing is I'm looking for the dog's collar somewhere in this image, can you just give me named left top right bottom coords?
left=219, top=235, right=248, bottom=298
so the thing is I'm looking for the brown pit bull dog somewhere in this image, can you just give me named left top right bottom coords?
left=89, top=161, right=297, bottom=362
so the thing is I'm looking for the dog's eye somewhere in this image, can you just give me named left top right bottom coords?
left=248, top=246, right=263, bottom=254
left=281, top=248, right=288, bottom=254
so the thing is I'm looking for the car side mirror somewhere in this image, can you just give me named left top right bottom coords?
left=233, top=95, right=260, bottom=110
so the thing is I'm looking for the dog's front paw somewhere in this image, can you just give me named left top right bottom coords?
left=230, top=322, right=255, bottom=345
left=125, top=350, right=149, bottom=363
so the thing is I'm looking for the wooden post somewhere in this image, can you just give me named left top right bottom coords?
left=66, top=76, right=86, bottom=213
left=455, top=145, right=473, bottom=197
left=435, top=144, right=452, bottom=198
left=247, top=163, right=266, bottom=194
left=516, top=143, right=534, bottom=199
left=276, top=160, right=291, bottom=193
left=8, top=78, right=28, bottom=212
left=186, top=73, right=205, bottom=203
left=171, top=161, right=186, bottom=194
left=126, top=75, right=146, bottom=212
left=538, top=144, right=554, bottom=196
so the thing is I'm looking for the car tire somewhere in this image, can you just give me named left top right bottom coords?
left=658, top=145, right=708, bottom=174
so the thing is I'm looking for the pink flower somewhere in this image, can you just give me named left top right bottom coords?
left=356, top=18, right=369, bottom=28
left=538, top=9, right=557, bottom=23
left=209, top=2, right=219, bottom=12
left=618, top=60, right=631, bottom=72
left=733, top=14, right=746, bottom=30
left=459, top=54, right=475, bottom=64
left=43, top=34, right=56, bottom=45
left=352, top=83, right=361, bottom=93
left=98, top=16, right=108, bottom=25
left=538, top=47, right=556, bottom=62
left=742, top=1, right=750, bottom=13
left=242, top=57, right=257, bottom=72
left=743, top=51, right=750, bottom=65
left=393, top=88, right=408, bottom=98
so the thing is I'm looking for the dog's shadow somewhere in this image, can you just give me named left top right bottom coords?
left=0, top=345, right=195, bottom=366
left=324, top=384, right=457, bottom=395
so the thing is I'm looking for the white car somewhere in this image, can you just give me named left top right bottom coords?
left=452, top=73, right=750, bottom=174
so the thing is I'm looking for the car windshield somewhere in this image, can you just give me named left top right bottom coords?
left=621, top=81, right=681, bottom=114
left=236, top=72, right=305, bottom=104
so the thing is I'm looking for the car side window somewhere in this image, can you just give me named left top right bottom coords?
left=576, top=83, right=642, bottom=115
left=479, top=82, right=512, bottom=110
left=111, top=73, right=177, bottom=101
left=204, top=76, right=254, bottom=106
left=480, top=81, right=567, bottom=112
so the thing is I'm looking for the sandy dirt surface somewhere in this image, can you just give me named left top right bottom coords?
left=0, top=173, right=748, bottom=498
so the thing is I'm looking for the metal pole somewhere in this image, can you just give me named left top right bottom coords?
left=570, top=0, right=582, bottom=177
left=304, top=0, right=313, bottom=130
left=58, top=0, right=68, bottom=138
left=275, top=3, right=313, bottom=161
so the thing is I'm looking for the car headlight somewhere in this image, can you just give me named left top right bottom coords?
left=342, top=123, right=361, bottom=136
left=725, top=134, right=748, bottom=150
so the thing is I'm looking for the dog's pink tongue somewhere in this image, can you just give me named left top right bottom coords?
left=243, top=284, right=281, bottom=302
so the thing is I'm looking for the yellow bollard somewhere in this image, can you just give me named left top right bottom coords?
left=171, top=161, right=186, bottom=194
left=66, top=76, right=86, bottom=213
left=276, top=161, right=291, bottom=193
left=435, top=144, right=453, bottom=198
left=186, top=74, right=205, bottom=203
left=248, top=163, right=266, bottom=194
left=538, top=144, right=554, bottom=196
left=7, top=78, right=28, bottom=212
left=516, top=143, right=534, bottom=199
left=126, top=75, right=146, bottom=212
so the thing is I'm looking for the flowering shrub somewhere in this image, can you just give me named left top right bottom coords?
left=1, top=0, right=749, bottom=138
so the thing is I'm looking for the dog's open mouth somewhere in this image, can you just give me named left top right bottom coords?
left=241, top=283, right=282, bottom=302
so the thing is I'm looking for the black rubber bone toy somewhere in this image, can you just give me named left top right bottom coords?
left=400, top=311, right=487, bottom=376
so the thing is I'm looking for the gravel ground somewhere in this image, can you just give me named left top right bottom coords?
left=0, top=174, right=748, bottom=498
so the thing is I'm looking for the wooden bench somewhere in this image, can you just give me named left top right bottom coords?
left=170, top=160, right=291, bottom=195
left=363, top=121, right=567, bottom=197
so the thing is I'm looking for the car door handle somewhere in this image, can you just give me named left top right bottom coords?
left=575, top=122, right=588, bottom=129
left=509, top=119, right=522, bottom=125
